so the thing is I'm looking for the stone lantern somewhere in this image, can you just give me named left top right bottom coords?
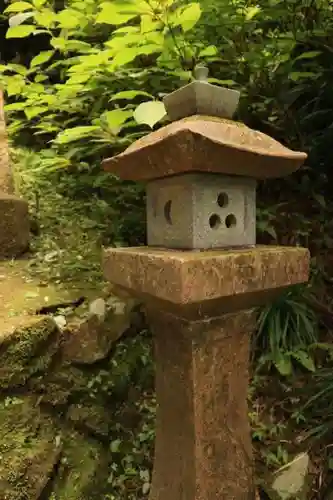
left=102, top=67, right=309, bottom=499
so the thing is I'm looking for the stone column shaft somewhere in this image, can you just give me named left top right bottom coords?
left=148, top=308, right=256, bottom=500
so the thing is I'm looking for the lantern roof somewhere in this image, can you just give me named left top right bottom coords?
left=103, top=65, right=307, bottom=181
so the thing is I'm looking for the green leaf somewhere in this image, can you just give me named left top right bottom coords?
left=24, top=106, right=48, bottom=119
left=30, top=50, right=54, bottom=67
left=96, top=2, right=138, bottom=25
left=134, top=101, right=166, bottom=128
left=6, top=25, right=35, bottom=38
left=4, top=1, right=33, bottom=13
left=54, top=126, right=101, bottom=144
left=9, top=12, right=34, bottom=27
left=57, top=10, right=82, bottom=29
left=244, top=6, right=261, bottom=20
left=102, top=109, right=133, bottom=134
left=289, top=72, right=317, bottom=82
left=34, top=9, right=56, bottom=28
left=290, top=350, right=316, bottom=372
left=199, top=45, right=218, bottom=57
left=5, top=102, right=26, bottom=112
left=110, top=90, right=153, bottom=101
left=294, top=51, right=321, bottom=61
left=33, top=0, right=47, bottom=7
left=174, top=3, right=202, bottom=32
left=273, top=352, right=292, bottom=376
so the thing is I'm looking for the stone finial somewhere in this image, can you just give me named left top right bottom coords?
left=162, top=64, right=241, bottom=122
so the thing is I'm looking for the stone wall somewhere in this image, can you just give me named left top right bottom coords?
left=0, top=290, right=154, bottom=500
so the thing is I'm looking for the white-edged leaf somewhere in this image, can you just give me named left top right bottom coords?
left=9, top=12, right=34, bottom=27
left=134, top=101, right=166, bottom=128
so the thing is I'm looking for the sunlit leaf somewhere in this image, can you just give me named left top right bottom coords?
left=172, top=3, right=202, bottom=32
left=244, top=6, right=261, bottom=20
left=4, top=1, right=33, bottom=13
left=54, top=126, right=101, bottom=144
left=30, top=50, right=54, bottom=67
left=102, top=109, right=133, bottom=134
left=9, top=12, right=35, bottom=27
left=134, top=100, right=166, bottom=128
left=96, top=2, right=138, bottom=25
left=24, top=106, right=48, bottom=119
left=111, top=90, right=153, bottom=101
left=6, top=24, right=35, bottom=38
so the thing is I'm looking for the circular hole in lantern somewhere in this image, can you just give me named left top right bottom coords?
left=164, top=200, right=172, bottom=224
left=209, top=214, right=221, bottom=229
left=217, top=192, right=229, bottom=208
left=225, top=214, right=237, bottom=228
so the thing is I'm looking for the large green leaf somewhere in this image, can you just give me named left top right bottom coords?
left=102, top=109, right=133, bottom=134
left=96, top=2, right=138, bottom=25
left=6, top=25, right=36, bottom=38
left=54, top=126, right=101, bottom=144
left=172, top=3, right=202, bottom=32
left=134, top=101, right=166, bottom=128
left=30, top=50, right=55, bottom=68
left=110, top=90, right=153, bottom=101
left=4, top=1, right=33, bottom=13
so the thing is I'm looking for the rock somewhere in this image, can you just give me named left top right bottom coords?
left=0, top=395, right=62, bottom=499
left=50, top=430, right=108, bottom=499
left=0, top=193, right=30, bottom=259
left=89, top=298, right=106, bottom=319
left=0, top=316, right=60, bottom=389
left=62, top=294, right=140, bottom=364
left=28, top=364, right=93, bottom=407
left=54, top=315, right=67, bottom=330
left=67, top=403, right=111, bottom=438
left=269, top=453, right=310, bottom=500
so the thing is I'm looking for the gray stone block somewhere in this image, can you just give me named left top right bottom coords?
left=146, top=173, right=256, bottom=250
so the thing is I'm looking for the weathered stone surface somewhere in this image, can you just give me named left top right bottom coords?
left=51, top=430, right=107, bottom=500
left=147, top=308, right=256, bottom=500
left=0, top=396, right=62, bottom=500
left=67, top=403, right=111, bottom=437
left=146, top=173, right=256, bottom=250
left=102, top=115, right=307, bottom=181
left=0, top=316, right=59, bottom=389
left=0, top=90, right=14, bottom=195
left=62, top=294, right=140, bottom=364
left=0, top=193, right=30, bottom=259
left=29, top=363, right=93, bottom=407
left=104, top=245, right=310, bottom=317
left=163, top=75, right=240, bottom=121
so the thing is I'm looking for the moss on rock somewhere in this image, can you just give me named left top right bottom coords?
left=0, top=316, right=59, bottom=389
left=0, top=396, right=62, bottom=500
left=50, top=430, right=107, bottom=500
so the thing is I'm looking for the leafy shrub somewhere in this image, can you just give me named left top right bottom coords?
left=253, top=284, right=319, bottom=376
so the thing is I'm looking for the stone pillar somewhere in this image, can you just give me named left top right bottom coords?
left=102, top=65, right=310, bottom=499
left=0, top=90, right=30, bottom=259
left=104, top=246, right=309, bottom=499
